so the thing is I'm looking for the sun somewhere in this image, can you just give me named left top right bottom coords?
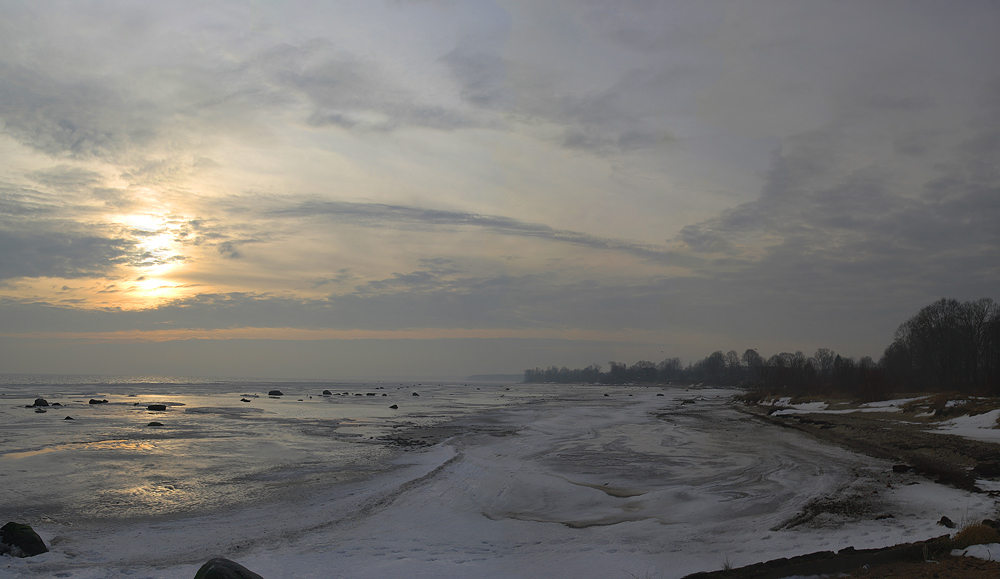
left=109, top=212, right=190, bottom=306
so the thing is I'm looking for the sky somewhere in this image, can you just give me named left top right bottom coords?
left=1, top=0, right=998, bottom=380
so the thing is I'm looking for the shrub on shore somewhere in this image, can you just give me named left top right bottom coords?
left=952, top=523, right=1000, bottom=550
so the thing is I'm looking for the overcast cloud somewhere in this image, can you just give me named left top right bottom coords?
left=1, top=0, right=998, bottom=378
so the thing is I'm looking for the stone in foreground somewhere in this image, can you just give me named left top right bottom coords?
left=0, top=522, right=48, bottom=557
left=194, top=558, right=264, bottom=579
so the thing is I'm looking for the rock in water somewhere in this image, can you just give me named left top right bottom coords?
left=267, top=390, right=283, bottom=396
left=0, top=522, right=48, bottom=557
left=322, top=390, right=332, bottom=395
left=389, top=404, right=399, bottom=409
left=147, top=404, right=168, bottom=411
left=194, top=558, right=264, bottom=579
left=147, top=421, right=164, bottom=426
left=64, top=416, right=74, bottom=420
left=32, top=398, right=48, bottom=407
left=938, top=515, right=956, bottom=528
left=89, top=399, right=108, bottom=404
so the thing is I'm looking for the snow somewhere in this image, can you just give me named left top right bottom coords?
left=1, top=384, right=997, bottom=579
left=935, top=409, right=1000, bottom=442
left=954, top=543, right=1000, bottom=562
left=770, top=398, right=921, bottom=416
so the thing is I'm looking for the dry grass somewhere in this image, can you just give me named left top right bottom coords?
left=900, top=393, right=1000, bottom=420
left=952, top=524, right=1000, bottom=550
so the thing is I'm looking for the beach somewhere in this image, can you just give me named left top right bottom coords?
left=2, top=379, right=999, bottom=578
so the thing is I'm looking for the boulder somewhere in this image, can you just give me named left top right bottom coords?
left=974, top=462, right=1000, bottom=478
left=34, top=408, right=46, bottom=413
left=64, top=416, right=74, bottom=420
left=193, top=558, right=264, bottom=579
left=322, top=390, right=332, bottom=395
left=389, top=405, right=399, bottom=409
left=32, top=398, right=48, bottom=407
left=147, top=404, right=168, bottom=411
left=89, top=399, right=108, bottom=404
left=892, top=464, right=912, bottom=473
left=240, top=398, right=251, bottom=402
left=0, top=522, right=48, bottom=557
left=147, top=421, right=164, bottom=427
left=267, top=390, right=283, bottom=396
left=412, top=392, right=420, bottom=397
left=938, top=516, right=956, bottom=529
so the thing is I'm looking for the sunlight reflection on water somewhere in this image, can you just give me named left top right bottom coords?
left=0, top=378, right=557, bottom=522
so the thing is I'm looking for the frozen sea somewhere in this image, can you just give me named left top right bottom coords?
left=1, top=375, right=996, bottom=579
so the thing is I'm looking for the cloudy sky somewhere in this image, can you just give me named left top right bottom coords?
left=1, top=0, right=998, bottom=379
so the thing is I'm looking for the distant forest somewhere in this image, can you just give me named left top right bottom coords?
left=523, top=298, right=1000, bottom=399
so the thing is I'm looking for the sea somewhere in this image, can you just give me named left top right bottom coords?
left=0, top=374, right=993, bottom=579
left=0, top=374, right=533, bottom=524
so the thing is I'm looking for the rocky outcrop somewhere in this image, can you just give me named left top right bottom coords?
left=32, top=398, right=48, bottom=407
left=193, top=558, right=264, bottom=579
left=0, top=522, right=48, bottom=557
left=681, top=535, right=951, bottom=579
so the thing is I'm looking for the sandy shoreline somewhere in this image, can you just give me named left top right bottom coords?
left=737, top=397, right=1000, bottom=493
left=711, top=395, right=1000, bottom=578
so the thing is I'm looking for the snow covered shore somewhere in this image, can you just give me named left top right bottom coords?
left=2, top=385, right=997, bottom=578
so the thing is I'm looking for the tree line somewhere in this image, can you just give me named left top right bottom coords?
left=523, top=297, right=1000, bottom=399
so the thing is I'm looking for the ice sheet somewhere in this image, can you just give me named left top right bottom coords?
left=1, top=384, right=997, bottom=579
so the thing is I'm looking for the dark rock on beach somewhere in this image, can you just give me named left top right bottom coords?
left=322, top=390, right=332, bottom=395
left=194, top=557, right=264, bottom=579
left=240, top=398, right=251, bottom=402
left=974, top=461, right=1000, bottom=478
left=147, top=404, right=168, bottom=411
left=681, top=535, right=951, bottom=579
left=390, top=404, right=398, bottom=409
left=412, top=392, right=420, bottom=396
left=147, top=421, right=164, bottom=426
left=32, top=398, right=48, bottom=407
left=89, top=399, right=108, bottom=404
left=64, top=416, right=73, bottom=420
left=0, top=522, right=49, bottom=557
left=267, top=390, right=283, bottom=396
